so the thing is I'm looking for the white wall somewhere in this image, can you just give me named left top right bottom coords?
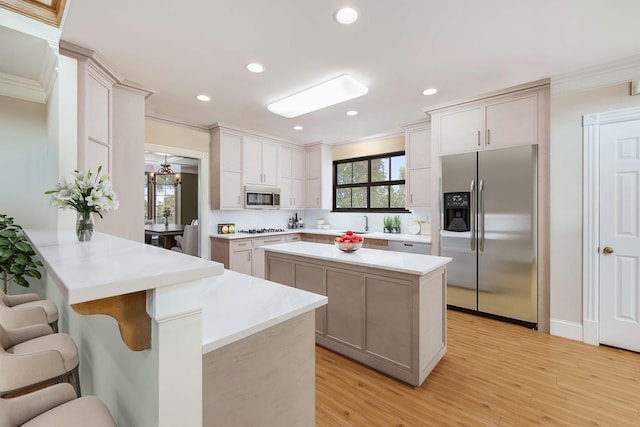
left=145, top=118, right=209, bottom=152
left=550, top=82, right=640, bottom=328
left=0, top=95, right=57, bottom=229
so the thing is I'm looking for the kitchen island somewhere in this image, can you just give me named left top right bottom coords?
left=264, top=241, right=451, bottom=386
left=201, top=269, right=326, bottom=426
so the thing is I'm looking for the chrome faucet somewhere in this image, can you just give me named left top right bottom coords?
left=364, top=215, right=369, bottom=232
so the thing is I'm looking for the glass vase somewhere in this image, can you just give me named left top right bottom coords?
left=76, top=212, right=94, bottom=242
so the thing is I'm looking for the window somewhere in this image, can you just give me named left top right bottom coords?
left=145, top=173, right=180, bottom=224
left=333, top=152, right=407, bottom=212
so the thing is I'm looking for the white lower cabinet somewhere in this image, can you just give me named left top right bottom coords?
left=228, top=240, right=252, bottom=276
left=252, top=236, right=286, bottom=279
left=212, top=235, right=290, bottom=278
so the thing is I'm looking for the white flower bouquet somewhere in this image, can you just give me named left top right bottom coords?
left=46, top=166, right=119, bottom=218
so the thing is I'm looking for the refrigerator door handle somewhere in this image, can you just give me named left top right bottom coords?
left=479, top=178, right=485, bottom=252
left=470, top=179, right=476, bottom=251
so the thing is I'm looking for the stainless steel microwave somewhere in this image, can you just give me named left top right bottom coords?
left=244, top=186, right=280, bottom=209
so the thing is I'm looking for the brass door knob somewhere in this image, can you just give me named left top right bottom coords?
left=603, top=246, right=614, bottom=254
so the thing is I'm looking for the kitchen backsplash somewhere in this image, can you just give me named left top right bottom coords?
left=209, top=209, right=431, bottom=234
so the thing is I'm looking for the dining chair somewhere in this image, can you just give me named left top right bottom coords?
left=0, top=383, right=116, bottom=426
left=0, top=323, right=80, bottom=398
left=0, top=292, right=58, bottom=332
left=172, top=224, right=199, bottom=256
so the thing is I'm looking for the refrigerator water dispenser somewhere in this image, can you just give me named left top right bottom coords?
left=444, top=192, right=470, bottom=232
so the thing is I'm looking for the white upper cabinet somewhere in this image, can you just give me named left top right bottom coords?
left=407, top=125, right=431, bottom=169
left=432, top=89, right=542, bottom=156
left=404, top=122, right=432, bottom=209
left=243, top=136, right=278, bottom=186
left=437, top=106, right=484, bottom=155
left=210, top=127, right=243, bottom=209
left=484, top=94, right=538, bottom=150
left=305, top=143, right=332, bottom=209
left=279, top=145, right=305, bottom=208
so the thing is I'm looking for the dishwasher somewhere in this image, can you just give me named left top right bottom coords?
left=388, top=240, right=431, bottom=255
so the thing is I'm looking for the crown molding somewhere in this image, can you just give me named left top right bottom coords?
left=0, top=72, right=46, bottom=103
left=551, top=54, right=640, bottom=96
left=400, top=117, right=431, bottom=130
left=116, top=79, right=154, bottom=99
left=145, top=114, right=210, bottom=131
left=425, top=78, right=550, bottom=114
left=208, top=122, right=300, bottom=145
left=59, top=40, right=125, bottom=83
left=331, top=129, right=405, bottom=147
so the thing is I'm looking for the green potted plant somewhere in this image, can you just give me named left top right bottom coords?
left=0, top=214, right=43, bottom=294
left=383, top=216, right=392, bottom=233
left=391, top=215, right=401, bottom=234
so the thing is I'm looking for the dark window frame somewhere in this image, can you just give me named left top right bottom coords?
left=332, top=151, right=410, bottom=213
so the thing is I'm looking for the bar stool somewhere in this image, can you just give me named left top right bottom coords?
left=0, top=323, right=80, bottom=398
left=0, top=383, right=116, bottom=426
left=0, top=292, right=58, bottom=332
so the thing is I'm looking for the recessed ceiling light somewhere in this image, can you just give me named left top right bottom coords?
left=267, top=74, right=369, bottom=118
left=422, top=88, right=438, bottom=96
left=335, top=7, right=359, bottom=24
left=246, top=63, right=264, bottom=73
left=293, top=125, right=304, bottom=130
left=346, top=110, right=358, bottom=116
left=196, top=94, right=211, bottom=102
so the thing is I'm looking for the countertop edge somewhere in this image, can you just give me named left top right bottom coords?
left=209, top=228, right=432, bottom=244
left=202, top=297, right=327, bottom=354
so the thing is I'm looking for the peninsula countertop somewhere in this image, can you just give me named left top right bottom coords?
left=264, top=241, right=450, bottom=276
left=201, top=269, right=327, bottom=353
left=25, top=229, right=223, bottom=304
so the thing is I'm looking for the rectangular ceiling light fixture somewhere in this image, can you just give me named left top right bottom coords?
left=267, top=74, right=368, bottom=118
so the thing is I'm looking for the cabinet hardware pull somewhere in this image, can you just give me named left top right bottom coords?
left=264, top=239, right=281, bottom=243
left=248, top=252, right=251, bottom=261
left=410, top=194, right=414, bottom=203
left=238, top=242, right=248, bottom=246
left=477, top=130, right=481, bottom=146
left=487, top=129, right=491, bottom=145
left=404, top=243, right=413, bottom=247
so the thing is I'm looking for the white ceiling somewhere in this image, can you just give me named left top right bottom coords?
left=26, top=1, right=640, bottom=144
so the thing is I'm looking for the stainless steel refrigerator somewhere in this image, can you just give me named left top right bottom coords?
left=440, top=145, right=537, bottom=327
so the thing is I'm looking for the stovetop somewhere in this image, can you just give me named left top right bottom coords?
left=237, top=228, right=286, bottom=234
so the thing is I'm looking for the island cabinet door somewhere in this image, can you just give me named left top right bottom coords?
left=265, top=256, right=295, bottom=287
left=294, top=263, right=326, bottom=335
left=364, top=276, right=413, bottom=369
left=325, top=269, right=364, bottom=350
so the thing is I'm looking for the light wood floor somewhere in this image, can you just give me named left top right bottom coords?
left=316, top=310, right=640, bottom=426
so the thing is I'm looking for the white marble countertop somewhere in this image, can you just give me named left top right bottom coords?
left=25, top=229, right=224, bottom=304
left=201, top=269, right=327, bottom=353
left=211, top=228, right=432, bottom=244
left=264, top=242, right=450, bottom=276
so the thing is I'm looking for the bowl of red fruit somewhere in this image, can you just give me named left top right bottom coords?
left=334, top=230, right=364, bottom=252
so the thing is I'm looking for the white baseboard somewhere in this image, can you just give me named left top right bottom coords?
left=550, top=318, right=583, bottom=342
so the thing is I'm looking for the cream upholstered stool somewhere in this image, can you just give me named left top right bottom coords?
left=0, top=383, right=116, bottom=427
left=0, top=292, right=59, bottom=332
left=0, top=323, right=80, bottom=398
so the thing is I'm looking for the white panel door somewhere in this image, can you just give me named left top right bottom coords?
left=599, top=119, right=640, bottom=352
